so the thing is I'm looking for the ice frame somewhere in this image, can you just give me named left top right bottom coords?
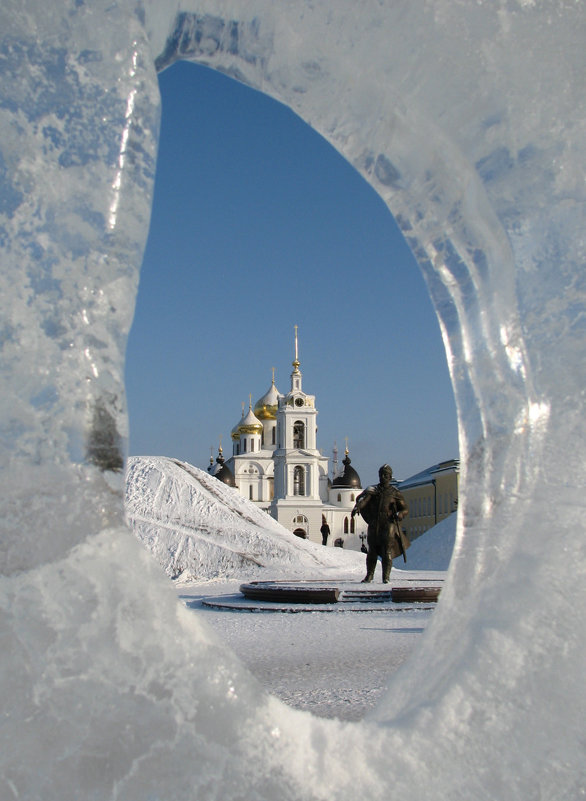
left=1, top=2, right=584, bottom=799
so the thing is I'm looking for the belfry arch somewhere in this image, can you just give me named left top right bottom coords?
left=0, top=3, right=584, bottom=800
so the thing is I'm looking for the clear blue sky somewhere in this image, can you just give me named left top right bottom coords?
left=125, top=60, right=458, bottom=482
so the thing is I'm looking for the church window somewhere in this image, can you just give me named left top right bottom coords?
left=344, top=517, right=349, bottom=534
left=242, top=439, right=247, bottom=453
left=337, top=493, right=342, bottom=503
left=292, top=514, right=308, bottom=538
left=249, top=486, right=253, bottom=500
left=350, top=516, right=355, bottom=534
left=250, top=440, right=254, bottom=453
left=351, top=493, right=355, bottom=502
left=293, top=465, right=305, bottom=496
left=293, top=421, right=305, bottom=449
left=272, top=427, right=275, bottom=445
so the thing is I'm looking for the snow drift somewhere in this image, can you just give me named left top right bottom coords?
left=125, top=455, right=363, bottom=581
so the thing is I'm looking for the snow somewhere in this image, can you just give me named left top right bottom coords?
left=184, top=580, right=436, bottom=721
left=125, top=455, right=367, bottom=581
left=404, top=514, right=456, bottom=572
left=126, top=455, right=451, bottom=721
left=124, top=455, right=464, bottom=723
left=1, top=2, right=585, bottom=800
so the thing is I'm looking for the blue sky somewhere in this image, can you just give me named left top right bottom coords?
left=125, top=60, right=458, bottom=482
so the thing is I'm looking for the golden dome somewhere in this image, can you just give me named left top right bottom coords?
left=239, top=405, right=263, bottom=434
left=231, top=405, right=245, bottom=440
left=254, top=377, right=281, bottom=420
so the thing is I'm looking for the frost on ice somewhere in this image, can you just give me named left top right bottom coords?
left=1, top=2, right=585, bottom=800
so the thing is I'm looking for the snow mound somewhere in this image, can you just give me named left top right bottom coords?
left=125, top=456, right=363, bottom=581
left=404, top=515, right=457, bottom=571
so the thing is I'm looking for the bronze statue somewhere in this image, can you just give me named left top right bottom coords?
left=351, top=464, right=410, bottom=583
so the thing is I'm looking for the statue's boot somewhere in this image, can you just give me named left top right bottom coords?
left=382, top=556, right=392, bottom=584
left=363, top=550, right=377, bottom=583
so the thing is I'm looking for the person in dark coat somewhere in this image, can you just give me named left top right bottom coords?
left=320, top=516, right=331, bottom=546
left=351, top=464, right=409, bottom=583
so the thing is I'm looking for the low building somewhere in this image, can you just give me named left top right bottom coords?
left=397, top=459, right=459, bottom=541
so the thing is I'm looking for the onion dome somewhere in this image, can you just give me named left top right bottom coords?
left=254, top=375, right=281, bottom=420
left=213, top=447, right=236, bottom=487
left=239, top=404, right=263, bottom=435
left=231, top=406, right=245, bottom=441
left=216, top=462, right=236, bottom=487
left=332, top=452, right=362, bottom=489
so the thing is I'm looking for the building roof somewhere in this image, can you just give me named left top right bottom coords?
left=398, top=458, right=460, bottom=489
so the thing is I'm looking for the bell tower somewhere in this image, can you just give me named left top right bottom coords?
left=270, top=327, right=329, bottom=535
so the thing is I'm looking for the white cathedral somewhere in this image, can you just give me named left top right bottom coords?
left=208, top=328, right=367, bottom=548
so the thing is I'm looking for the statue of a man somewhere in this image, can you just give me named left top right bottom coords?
left=351, top=464, right=410, bottom=583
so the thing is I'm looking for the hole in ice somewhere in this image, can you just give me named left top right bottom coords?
left=124, top=61, right=459, bottom=719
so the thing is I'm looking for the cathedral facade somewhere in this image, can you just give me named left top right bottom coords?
left=208, top=330, right=367, bottom=548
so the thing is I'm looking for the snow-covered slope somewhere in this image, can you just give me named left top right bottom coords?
left=404, top=514, right=457, bottom=571
left=125, top=456, right=364, bottom=581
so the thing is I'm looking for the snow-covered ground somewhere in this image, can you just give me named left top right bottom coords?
left=126, top=456, right=456, bottom=720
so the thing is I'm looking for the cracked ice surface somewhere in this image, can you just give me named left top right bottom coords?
left=1, top=1, right=585, bottom=799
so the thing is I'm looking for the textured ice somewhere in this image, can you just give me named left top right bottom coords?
left=1, top=2, right=585, bottom=800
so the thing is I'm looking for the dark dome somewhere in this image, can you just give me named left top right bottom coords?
left=215, top=464, right=236, bottom=487
left=212, top=449, right=236, bottom=488
left=332, top=453, right=361, bottom=489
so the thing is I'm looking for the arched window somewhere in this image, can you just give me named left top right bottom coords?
left=293, top=420, right=305, bottom=449
left=292, top=514, right=308, bottom=539
left=350, top=493, right=355, bottom=502
left=249, top=486, right=253, bottom=500
left=337, top=493, right=342, bottom=503
left=344, top=517, right=349, bottom=534
left=293, top=465, right=305, bottom=496
left=272, top=427, right=275, bottom=445
left=350, top=516, right=355, bottom=534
